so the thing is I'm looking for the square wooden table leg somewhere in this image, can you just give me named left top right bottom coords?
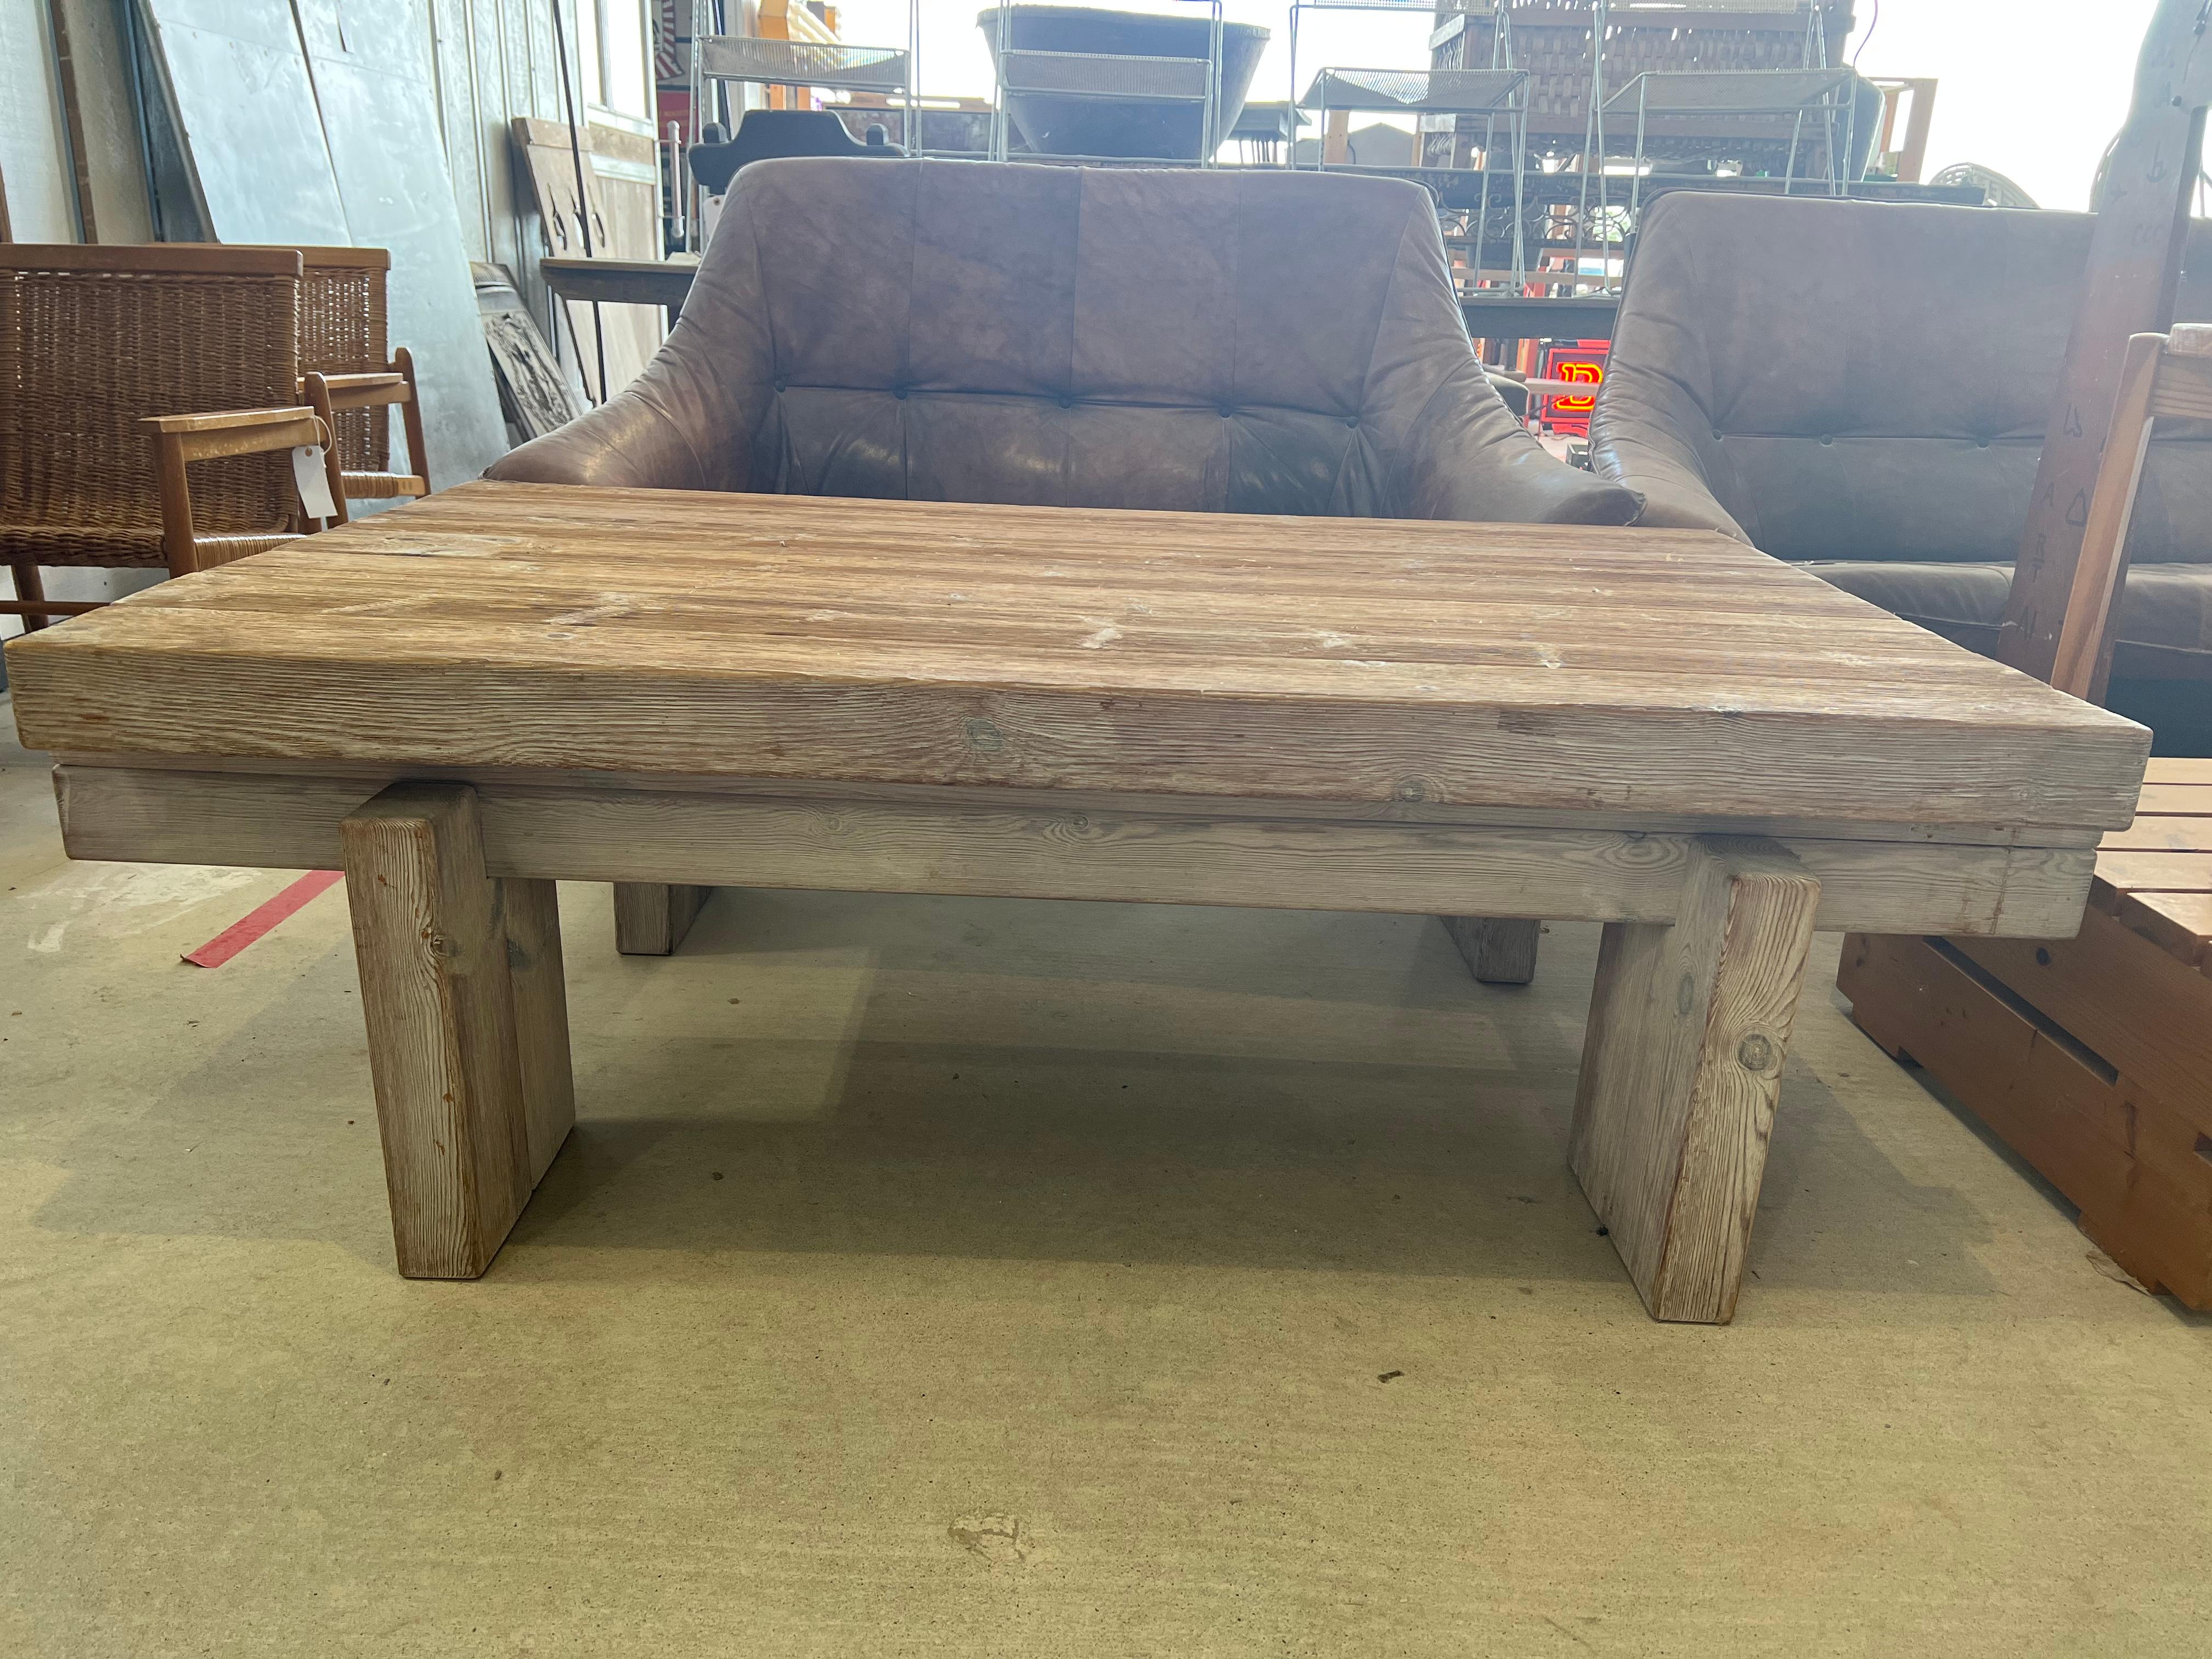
left=501, top=877, right=576, bottom=1186
left=612, top=882, right=711, bottom=956
left=341, top=783, right=533, bottom=1279
left=1568, top=836, right=1821, bottom=1324
left=1443, top=916, right=1543, bottom=984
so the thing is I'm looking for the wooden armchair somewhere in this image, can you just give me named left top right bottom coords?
left=2, top=245, right=324, bottom=630
left=2053, top=327, right=2212, bottom=699
left=293, top=247, right=431, bottom=518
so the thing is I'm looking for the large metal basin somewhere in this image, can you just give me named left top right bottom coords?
left=977, top=5, right=1271, bottom=161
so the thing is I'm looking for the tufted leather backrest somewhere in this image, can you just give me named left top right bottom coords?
left=1593, top=191, right=2212, bottom=565
left=498, top=156, right=1637, bottom=524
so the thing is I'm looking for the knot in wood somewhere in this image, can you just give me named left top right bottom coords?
left=963, top=718, right=1005, bottom=754
left=1736, top=1032, right=1776, bottom=1073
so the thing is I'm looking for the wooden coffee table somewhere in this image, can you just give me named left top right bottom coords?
left=2, top=482, right=2149, bottom=1322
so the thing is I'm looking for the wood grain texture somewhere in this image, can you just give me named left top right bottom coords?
left=2051, top=333, right=2164, bottom=702
left=501, top=876, right=575, bottom=1186
left=1569, top=836, right=1821, bottom=1324
left=1843, top=931, right=2212, bottom=1309
left=2089, top=758, right=2212, bottom=968
left=612, top=881, right=710, bottom=956
left=52, top=764, right=2098, bottom=940
left=42, top=749, right=2108, bottom=847
left=339, top=784, right=531, bottom=1279
left=1954, top=908, right=2212, bottom=1135
left=2101, top=815, right=2212, bottom=851
left=2134, top=781, right=2212, bottom=814
left=2148, top=341, right=2212, bottom=417
left=2095, top=849, right=2212, bottom=891
left=2, top=481, right=2147, bottom=833
left=1442, top=916, right=1542, bottom=984
left=2100, top=889, right=2212, bottom=973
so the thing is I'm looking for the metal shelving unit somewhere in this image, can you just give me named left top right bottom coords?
left=1286, top=0, right=1510, bottom=165
left=1570, top=0, right=1846, bottom=291
left=689, top=1, right=922, bottom=159
left=1298, top=66, right=1530, bottom=284
left=1602, top=66, right=1855, bottom=214
left=1286, top=4, right=1527, bottom=290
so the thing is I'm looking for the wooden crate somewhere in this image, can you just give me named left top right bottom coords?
left=1840, top=759, right=2212, bottom=1307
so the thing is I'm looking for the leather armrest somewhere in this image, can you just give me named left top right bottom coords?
left=486, top=381, right=734, bottom=492
left=1588, top=363, right=1749, bottom=540
left=1397, top=363, right=1644, bottom=526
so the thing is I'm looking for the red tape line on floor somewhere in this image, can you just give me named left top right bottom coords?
left=182, top=871, right=344, bottom=969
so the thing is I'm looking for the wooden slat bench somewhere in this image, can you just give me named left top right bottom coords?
left=1842, top=758, right=2212, bottom=1307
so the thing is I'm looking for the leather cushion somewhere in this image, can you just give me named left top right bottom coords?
left=492, top=158, right=1641, bottom=528
left=1805, top=558, right=2212, bottom=662
left=1597, top=193, right=2212, bottom=565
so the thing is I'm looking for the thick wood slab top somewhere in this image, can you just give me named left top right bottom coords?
left=3, top=481, right=2149, bottom=831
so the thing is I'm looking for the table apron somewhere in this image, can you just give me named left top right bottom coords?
left=54, top=764, right=2096, bottom=938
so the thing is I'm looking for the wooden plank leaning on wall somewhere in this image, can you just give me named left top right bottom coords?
left=511, top=115, right=663, bottom=400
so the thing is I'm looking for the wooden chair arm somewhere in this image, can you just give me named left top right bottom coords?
left=304, top=371, right=410, bottom=413
left=140, top=405, right=332, bottom=577
left=303, top=352, right=430, bottom=507
left=141, top=405, right=328, bottom=462
left=2052, top=334, right=2164, bottom=702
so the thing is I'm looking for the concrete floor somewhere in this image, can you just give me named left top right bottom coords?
left=3, top=697, right=2208, bottom=1657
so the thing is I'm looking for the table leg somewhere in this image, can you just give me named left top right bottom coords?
left=341, top=783, right=533, bottom=1279
left=613, top=882, right=711, bottom=955
left=1568, top=836, right=1819, bottom=1324
left=1442, top=916, right=1542, bottom=984
left=502, top=878, right=576, bottom=1186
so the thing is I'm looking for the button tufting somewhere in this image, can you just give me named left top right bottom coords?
left=1058, top=395, right=1074, bottom=410
left=893, top=386, right=909, bottom=400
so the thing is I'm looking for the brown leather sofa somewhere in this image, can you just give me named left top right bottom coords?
left=1590, top=191, right=2212, bottom=750
left=490, top=156, right=1638, bottom=526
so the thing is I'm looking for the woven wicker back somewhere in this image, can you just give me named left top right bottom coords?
left=1454, top=0, right=1852, bottom=162
left=0, top=246, right=303, bottom=538
left=297, top=246, right=392, bottom=472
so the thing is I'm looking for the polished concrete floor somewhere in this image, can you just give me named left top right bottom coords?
left=3, top=697, right=2208, bottom=1656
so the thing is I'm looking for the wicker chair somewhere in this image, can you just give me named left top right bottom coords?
left=1, top=245, right=326, bottom=630
left=291, top=246, right=431, bottom=515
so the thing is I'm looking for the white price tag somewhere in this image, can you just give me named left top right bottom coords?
left=292, top=445, right=338, bottom=521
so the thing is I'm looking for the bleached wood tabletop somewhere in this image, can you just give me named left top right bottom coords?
left=3, top=482, right=2152, bottom=1321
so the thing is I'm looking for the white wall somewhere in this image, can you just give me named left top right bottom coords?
left=1848, top=0, right=2165, bottom=211
left=0, top=0, right=77, bottom=241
